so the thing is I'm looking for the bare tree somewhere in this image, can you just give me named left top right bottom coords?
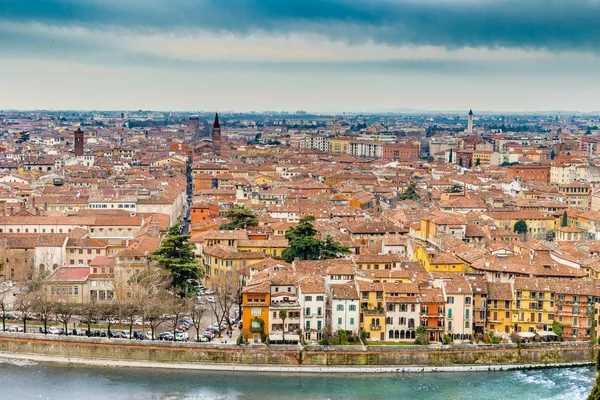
left=80, top=301, right=100, bottom=337
left=0, top=291, right=10, bottom=332
left=17, top=294, right=33, bottom=333
left=121, top=302, right=139, bottom=339
left=102, top=303, right=118, bottom=339
left=128, top=266, right=171, bottom=338
left=32, top=295, right=54, bottom=334
left=190, top=303, right=206, bottom=342
left=208, top=272, right=238, bottom=337
left=55, top=301, right=76, bottom=335
left=167, top=297, right=187, bottom=341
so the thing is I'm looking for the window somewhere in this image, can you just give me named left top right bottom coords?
left=316, top=296, right=324, bottom=301
left=448, top=309, right=453, bottom=319
left=447, top=296, right=454, bottom=304
left=465, top=321, right=470, bottom=328
left=337, top=317, right=342, bottom=325
left=74, top=286, right=79, bottom=296
left=350, top=318, right=354, bottom=325
left=317, top=307, right=322, bottom=316
left=305, top=296, right=312, bottom=302
left=349, top=305, right=356, bottom=312
left=306, top=308, right=311, bottom=316
left=465, top=309, right=470, bottom=319
left=448, top=321, right=453, bottom=331
left=306, top=321, right=311, bottom=330
left=251, top=308, right=261, bottom=316
left=337, top=304, right=344, bottom=311
left=465, top=297, right=471, bottom=305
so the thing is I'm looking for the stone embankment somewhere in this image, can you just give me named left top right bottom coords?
left=0, top=332, right=594, bottom=371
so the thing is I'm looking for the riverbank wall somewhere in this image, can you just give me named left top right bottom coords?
left=0, top=333, right=595, bottom=368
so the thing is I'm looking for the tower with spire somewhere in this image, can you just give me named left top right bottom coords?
left=467, top=109, right=474, bottom=134
left=212, top=113, right=221, bottom=156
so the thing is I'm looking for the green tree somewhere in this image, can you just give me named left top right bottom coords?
left=475, top=158, right=481, bottom=166
left=588, top=350, right=600, bottom=400
left=282, top=216, right=322, bottom=262
left=398, top=183, right=421, bottom=201
left=561, top=211, right=568, bottom=227
left=219, top=208, right=258, bottom=230
left=458, top=157, right=463, bottom=167
left=514, top=220, right=528, bottom=235
left=446, top=184, right=462, bottom=194
left=279, top=310, right=288, bottom=343
left=552, top=320, right=564, bottom=341
left=320, top=236, right=351, bottom=259
left=153, top=223, right=204, bottom=299
left=550, top=149, right=556, bottom=160
left=415, top=325, right=429, bottom=345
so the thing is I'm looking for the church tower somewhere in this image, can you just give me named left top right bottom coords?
left=467, top=110, right=474, bottom=134
left=212, top=113, right=221, bottom=156
left=74, top=127, right=84, bottom=157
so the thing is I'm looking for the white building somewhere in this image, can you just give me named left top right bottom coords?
left=329, top=282, right=360, bottom=335
left=298, top=277, right=326, bottom=342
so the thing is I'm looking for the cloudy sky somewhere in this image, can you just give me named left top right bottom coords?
left=1, top=0, right=600, bottom=112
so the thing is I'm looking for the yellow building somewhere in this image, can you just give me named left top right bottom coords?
left=236, top=238, right=289, bottom=260
left=490, top=211, right=554, bottom=240
left=356, top=281, right=386, bottom=341
left=413, top=247, right=467, bottom=273
left=202, top=244, right=264, bottom=282
left=512, top=278, right=555, bottom=333
left=486, top=282, right=514, bottom=335
left=328, top=138, right=351, bottom=156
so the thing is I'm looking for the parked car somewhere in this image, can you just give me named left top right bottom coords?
left=196, top=336, right=210, bottom=342
left=144, top=332, right=154, bottom=340
left=72, top=328, right=85, bottom=336
left=133, top=331, right=144, bottom=340
left=6, top=312, right=18, bottom=320
left=46, top=327, right=60, bottom=335
left=206, top=296, right=216, bottom=303
left=109, top=330, right=120, bottom=338
left=158, top=332, right=174, bottom=341
left=175, top=332, right=189, bottom=341
left=8, top=325, right=23, bottom=332
left=121, top=330, right=131, bottom=339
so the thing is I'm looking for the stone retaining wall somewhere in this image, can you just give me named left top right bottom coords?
left=0, top=333, right=594, bottom=367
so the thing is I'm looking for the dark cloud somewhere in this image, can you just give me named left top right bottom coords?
left=1, top=0, right=600, bottom=51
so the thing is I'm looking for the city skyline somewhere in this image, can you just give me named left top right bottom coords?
left=2, top=1, right=600, bottom=111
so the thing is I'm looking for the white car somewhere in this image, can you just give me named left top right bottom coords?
left=7, top=325, right=23, bottom=332
left=48, top=327, right=60, bottom=335
left=207, top=296, right=216, bottom=303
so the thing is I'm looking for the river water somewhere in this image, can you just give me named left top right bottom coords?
left=0, top=359, right=594, bottom=400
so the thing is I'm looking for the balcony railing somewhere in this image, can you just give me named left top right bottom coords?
left=370, top=325, right=382, bottom=331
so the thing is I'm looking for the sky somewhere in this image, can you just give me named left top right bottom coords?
left=1, top=0, right=600, bottom=113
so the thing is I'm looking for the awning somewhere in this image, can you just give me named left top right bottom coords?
left=269, top=334, right=300, bottom=342
left=517, top=332, right=535, bottom=338
left=537, top=331, right=557, bottom=337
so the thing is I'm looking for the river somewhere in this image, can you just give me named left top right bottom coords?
left=0, top=359, right=594, bottom=399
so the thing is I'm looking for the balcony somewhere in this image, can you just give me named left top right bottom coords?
left=370, top=325, right=382, bottom=331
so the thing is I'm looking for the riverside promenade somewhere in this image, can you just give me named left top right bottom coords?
left=0, top=332, right=595, bottom=372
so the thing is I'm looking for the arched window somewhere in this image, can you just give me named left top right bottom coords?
left=465, top=309, right=470, bottom=319
left=465, top=321, right=470, bottom=329
left=400, top=330, right=405, bottom=339
left=395, top=330, right=399, bottom=339
left=388, top=330, right=394, bottom=339
left=448, top=309, right=453, bottom=319
left=448, top=321, right=453, bottom=331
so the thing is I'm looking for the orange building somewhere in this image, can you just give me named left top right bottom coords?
left=419, top=287, right=445, bottom=342
left=382, top=144, right=420, bottom=161
left=507, top=165, right=550, bottom=184
left=241, top=280, right=271, bottom=343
